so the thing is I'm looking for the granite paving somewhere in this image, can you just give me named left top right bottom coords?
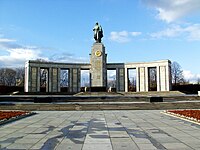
left=0, top=110, right=200, bottom=150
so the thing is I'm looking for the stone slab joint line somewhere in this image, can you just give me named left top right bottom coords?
left=103, top=111, right=114, bottom=150
left=116, top=111, right=166, bottom=150
left=160, top=111, right=200, bottom=149
left=137, top=111, right=195, bottom=150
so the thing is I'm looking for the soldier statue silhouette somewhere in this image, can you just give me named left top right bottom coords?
left=93, top=22, right=103, bottom=43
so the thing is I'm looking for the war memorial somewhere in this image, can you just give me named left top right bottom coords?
left=1, top=23, right=199, bottom=109
left=1, top=23, right=200, bottom=150
left=24, top=23, right=171, bottom=93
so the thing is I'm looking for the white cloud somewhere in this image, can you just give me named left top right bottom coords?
left=49, top=53, right=88, bottom=63
left=183, top=70, right=195, bottom=80
left=0, top=38, right=16, bottom=42
left=151, top=24, right=200, bottom=40
left=8, top=49, right=41, bottom=59
left=0, top=37, right=88, bottom=67
left=185, top=24, right=200, bottom=40
left=0, top=37, right=48, bottom=67
left=151, top=25, right=182, bottom=38
left=109, top=31, right=141, bottom=43
left=0, top=48, right=48, bottom=67
left=183, top=70, right=200, bottom=83
left=130, top=32, right=142, bottom=36
left=142, top=0, right=200, bottom=23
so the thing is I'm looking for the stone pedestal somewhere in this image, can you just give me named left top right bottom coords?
left=90, top=43, right=107, bottom=87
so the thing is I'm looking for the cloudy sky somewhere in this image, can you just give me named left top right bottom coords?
left=0, top=0, right=200, bottom=82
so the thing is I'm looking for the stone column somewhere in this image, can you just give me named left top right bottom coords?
left=116, top=68, right=125, bottom=92
left=69, top=68, right=81, bottom=93
left=52, top=68, right=58, bottom=92
left=72, top=68, right=77, bottom=92
left=37, top=67, right=40, bottom=92
left=160, top=66, right=166, bottom=91
left=168, top=64, right=172, bottom=90
left=124, top=67, right=128, bottom=92
left=120, top=68, right=125, bottom=92
left=31, top=67, right=37, bottom=92
left=139, top=67, right=145, bottom=92
left=136, top=67, right=140, bottom=92
left=77, top=68, right=81, bottom=92
left=166, top=64, right=170, bottom=91
left=48, top=68, right=52, bottom=92
left=116, top=68, right=119, bottom=91
left=57, top=68, right=61, bottom=92
left=69, top=68, right=73, bottom=92
left=145, top=67, right=148, bottom=92
left=24, top=62, right=31, bottom=92
left=156, top=66, right=160, bottom=91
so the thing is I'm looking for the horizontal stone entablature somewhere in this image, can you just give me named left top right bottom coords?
left=106, top=63, right=125, bottom=69
left=26, top=60, right=91, bottom=69
left=26, top=59, right=171, bottom=70
left=125, top=60, right=171, bottom=68
left=106, top=60, right=170, bottom=69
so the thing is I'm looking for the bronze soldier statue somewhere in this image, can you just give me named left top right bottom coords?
left=93, top=22, right=103, bottom=43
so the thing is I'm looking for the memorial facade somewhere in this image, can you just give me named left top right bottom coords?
left=24, top=23, right=172, bottom=93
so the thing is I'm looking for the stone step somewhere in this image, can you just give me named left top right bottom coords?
left=74, top=92, right=124, bottom=96
left=0, top=94, right=200, bottom=103
left=0, top=101, right=200, bottom=111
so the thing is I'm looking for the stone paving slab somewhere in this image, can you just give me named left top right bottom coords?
left=0, top=110, right=200, bottom=150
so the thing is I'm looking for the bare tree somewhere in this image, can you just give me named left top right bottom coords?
left=107, top=74, right=116, bottom=88
left=40, top=69, right=48, bottom=87
left=0, top=68, right=16, bottom=86
left=197, top=78, right=200, bottom=84
left=148, top=67, right=157, bottom=90
left=171, top=61, right=185, bottom=85
left=60, top=70, right=68, bottom=87
left=15, top=67, right=25, bottom=86
left=35, top=58, right=48, bottom=62
left=128, top=77, right=136, bottom=92
left=107, top=80, right=116, bottom=88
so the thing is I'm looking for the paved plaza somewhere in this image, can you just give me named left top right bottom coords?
left=0, top=110, right=200, bottom=150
